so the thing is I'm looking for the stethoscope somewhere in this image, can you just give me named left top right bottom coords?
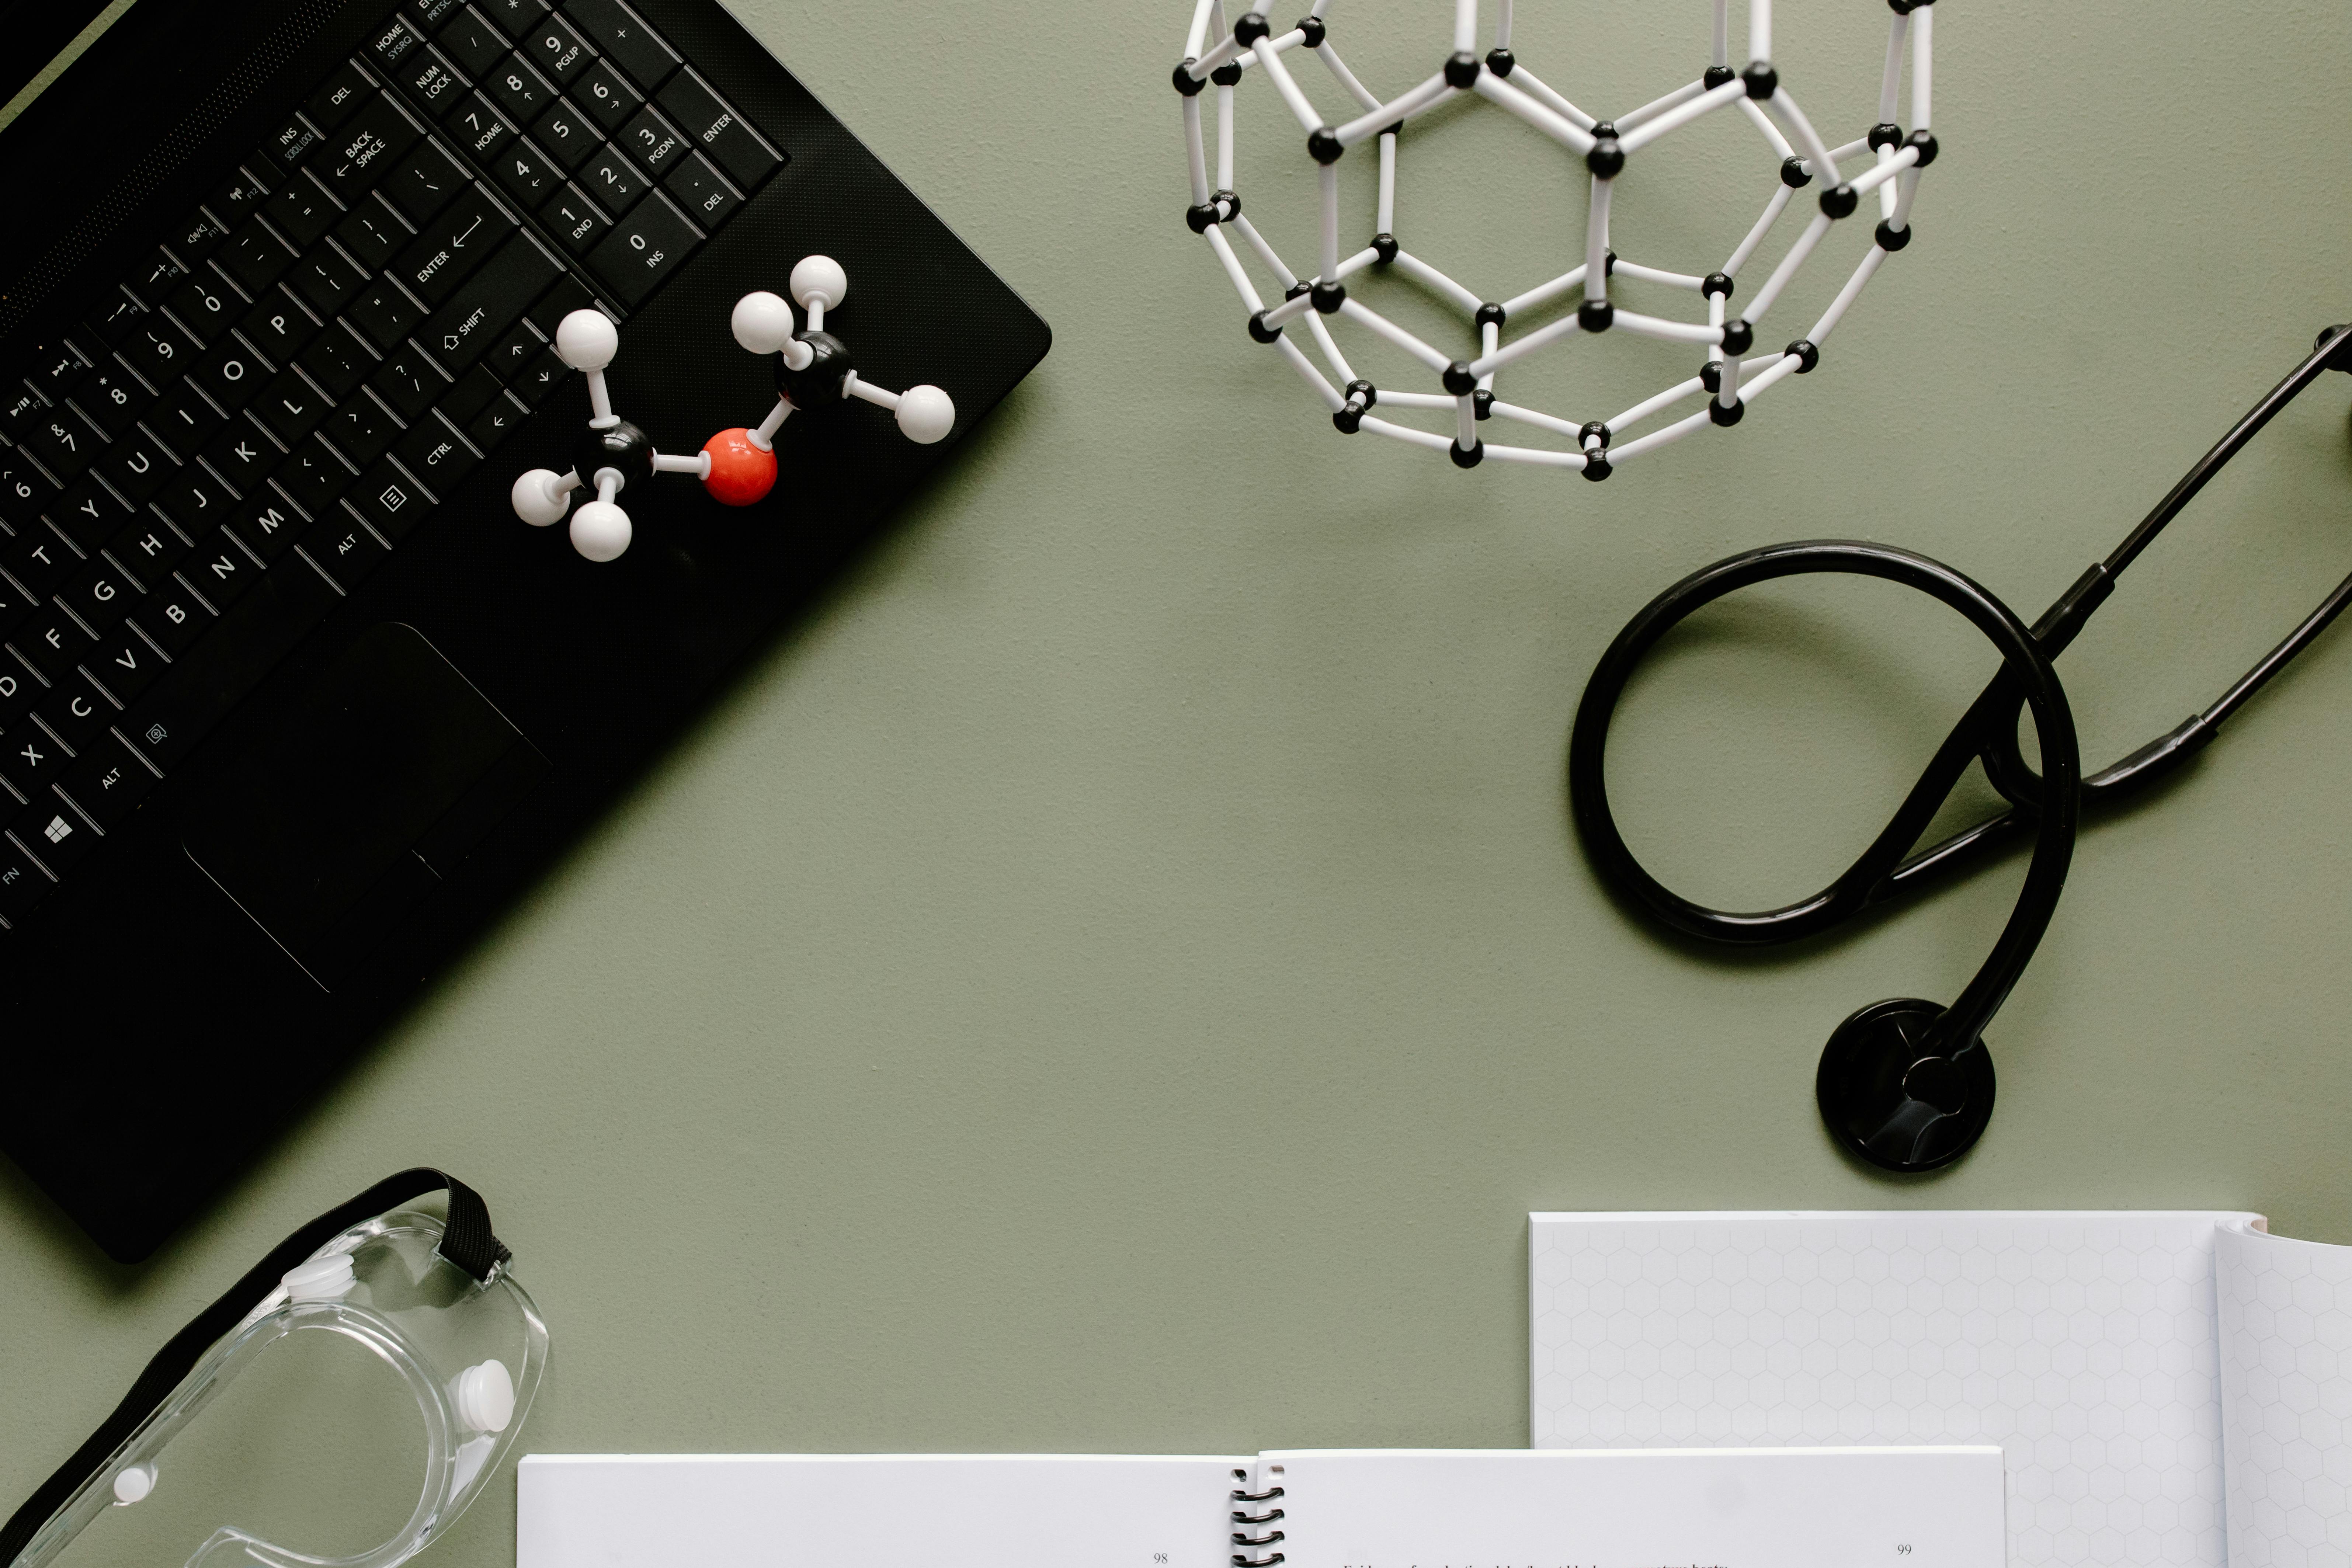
left=1568, top=324, right=2352, bottom=1175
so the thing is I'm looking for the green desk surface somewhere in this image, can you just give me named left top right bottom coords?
left=7, top=0, right=2352, bottom=1562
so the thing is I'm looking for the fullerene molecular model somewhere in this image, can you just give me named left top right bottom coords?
left=510, top=255, right=955, bottom=561
left=1173, top=0, right=1938, bottom=477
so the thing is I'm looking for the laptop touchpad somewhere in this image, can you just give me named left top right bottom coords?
left=183, top=622, right=546, bottom=989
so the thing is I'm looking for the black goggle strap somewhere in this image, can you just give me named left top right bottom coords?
left=0, top=1168, right=510, bottom=1568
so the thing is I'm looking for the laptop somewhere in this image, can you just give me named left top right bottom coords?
left=0, top=0, right=1051, bottom=1261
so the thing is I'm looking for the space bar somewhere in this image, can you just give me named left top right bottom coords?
left=122, top=566, right=339, bottom=773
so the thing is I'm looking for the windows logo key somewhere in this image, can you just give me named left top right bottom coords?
left=43, top=815, right=73, bottom=845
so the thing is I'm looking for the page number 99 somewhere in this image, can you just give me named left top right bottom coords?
left=1896, top=1547, right=1912, bottom=1556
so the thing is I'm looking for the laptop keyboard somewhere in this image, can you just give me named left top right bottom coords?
left=0, top=0, right=784, bottom=931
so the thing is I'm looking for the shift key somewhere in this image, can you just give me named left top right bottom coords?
left=418, top=234, right=562, bottom=371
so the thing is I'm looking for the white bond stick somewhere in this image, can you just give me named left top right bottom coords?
left=1749, top=0, right=1770, bottom=63
left=1888, top=164, right=1922, bottom=231
left=1806, top=245, right=1886, bottom=345
left=1617, top=76, right=1745, bottom=153
left=1455, top=396, right=1476, bottom=448
left=1393, top=250, right=1484, bottom=313
left=1743, top=209, right=1831, bottom=321
left=1203, top=224, right=1265, bottom=310
left=651, top=451, right=706, bottom=473
left=1768, top=89, right=1839, bottom=184
left=1275, top=333, right=1345, bottom=407
left=1468, top=313, right=1579, bottom=376
left=1737, top=351, right=1804, bottom=403
left=585, top=367, right=615, bottom=425
left=1612, top=260, right=1705, bottom=291
left=1879, top=143, right=1898, bottom=223
left=1478, top=319, right=1498, bottom=389
left=1716, top=349, right=1743, bottom=406
left=1499, top=67, right=1595, bottom=132
left=844, top=373, right=900, bottom=410
left=1339, top=297, right=1454, bottom=370
left=1613, top=309, right=1724, bottom=346
left=1254, top=38, right=1323, bottom=133
left=1911, top=5, right=1931, bottom=128
left=750, top=399, right=791, bottom=449
left=1846, top=143, right=1918, bottom=195
left=1610, top=405, right=1712, bottom=461
left=1736, top=95, right=1795, bottom=160
left=1379, top=389, right=1457, bottom=410
left=1453, top=0, right=1476, bottom=54
left=1262, top=292, right=1316, bottom=330
left=1232, top=213, right=1298, bottom=286
left=1190, top=31, right=1245, bottom=78
left=1495, top=0, right=1513, bottom=48
left=1615, top=78, right=1706, bottom=135
left=1304, top=309, right=1355, bottom=383
left=1607, top=374, right=1707, bottom=434
left=1185, top=0, right=1217, bottom=63
left=1377, top=130, right=1396, bottom=231
left=1584, top=176, right=1612, bottom=302
left=1319, top=162, right=1340, bottom=278
left=1483, top=442, right=1589, bottom=468
left=1722, top=184, right=1793, bottom=276
left=1471, top=73, right=1597, bottom=154
left=1879, top=12, right=1910, bottom=125
left=1317, top=42, right=1382, bottom=112
left=1828, top=136, right=1872, bottom=163
left=1501, top=263, right=1587, bottom=316
left=1706, top=290, right=1726, bottom=365
left=1260, top=27, right=1309, bottom=56
left=1183, top=97, right=1210, bottom=204
left=1360, top=415, right=1456, bottom=451
left=1335, top=244, right=1382, bottom=278
left=1712, top=0, right=1729, bottom=67
left=1340, top=72, right=1451, bottom=146
left=1488, top=400, right=1585, bottom=437
left=1217, top=84, right=1236, bottom=190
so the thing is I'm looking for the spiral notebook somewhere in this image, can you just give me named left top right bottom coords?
left=1530, top=1211, right=2352, bottom=1568
left=518, top=1448, right=2004, bottom=1568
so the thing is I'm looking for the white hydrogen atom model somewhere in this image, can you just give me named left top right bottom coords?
left=1172, top=0, right=1938, bottom=477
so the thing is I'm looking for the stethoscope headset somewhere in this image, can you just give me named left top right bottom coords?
left=1569, top=324, right=2352, bottom=1175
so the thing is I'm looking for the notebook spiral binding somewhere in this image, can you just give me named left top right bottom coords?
left=1230, top=1474, right=1286, bottom=1568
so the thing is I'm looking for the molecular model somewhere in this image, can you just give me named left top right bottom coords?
left=1173, top=0, right=1938, bottom=477
left=510, top=257, right=954, bottom=561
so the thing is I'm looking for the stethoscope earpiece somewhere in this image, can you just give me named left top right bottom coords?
left=1816, top=999, right=1997, bottom=1174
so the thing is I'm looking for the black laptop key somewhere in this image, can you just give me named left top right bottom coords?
left=131, top=582, right=213, bottom=659
left=240, top=291, right=322, bottom=364
left=351, top=457, right=432, bottom=538
left=347, top=279, right=423, bottom=351
left=59, top=557, right=140, bottom=633
left=522, top=271, right=593, bottom=334
left=163, top=272, right=238, bottom=343
left=395, top=183, right=514, bottom=305
left=166, top=208, right=232, bottom=265
left=436, top=7, right=512, bottom=80
left=17, top=799, right=92, bottom=874
left=265, top=175, right=340, bottom=248
left=418, top=232, right=560, bottom=369
left=110, top=517, right=190, bottom=578
left=573, top=56, right=640, bottom=132
left=32, top=342, right=91, bottom=399
left=539, top=183, right=610, bottom=255
left=290, top=247, right=369, bottom=317
left=206, top=166, right=273, bottom=227
left=0, top=837, right=55, bottom=918
left=87, top=627, right=166, bottom=703
left=615, top=105, right=684, bottom=176
left=6, top=531, right=75, bottom=597
left=521, top=11, right=594, bottom=80
left=201, top=419, right=281, bottom=493
left=579, top=144, right=647, bottom=213
left=335, top=197, right=409, bottom=272
left=395, top=48, right=472, bottom=119
left=13, top=608, right=95, bottom=681
left=227, top=493, right=305, bottom=562
left=3, top=719, right=69, bottom=796
left=74, top=365, right=154, bottom=437
left=507, top=346, right=569, bottom=405
left=279, top=434, right=355, bottom=513
left=132, top=248, right=188, bottom=298
left=655, top=71, right=778, bottom=187
left=0, top=462, right=52, bottom=528
left=466, top=389, right=527, bottom=449
left=190, top=340, right=271, bottom=410
left=448, top=94, right=516, bottom=165
left=662, top=150, right=738, bottom=228
left=120, top=316, right=198, bottom=385
left=270, top=117, right=321, bottom=168
left=482, top=0, right=552, bottom=32
left=531, top=97, right=600, bottom=170
left=490, top=138, right=561, bottom=205
left=441, top=363, right=502, bottom=423
left=185, top=531, right=259, bottom=606
left=326, top=393, right=400, bottom=467
left=2, top=382, right=45, bottom=439
left=564, top=0, right=677, bottom=88
left=388, top=408, right=478, bottom=491
left=37, top=673, right=116, bottom=751
left=0, top=657, right=38, bottom=724
left=58, top=734, right=159, bottom=829
left=156, top=450, right=231, bottom=528
left=323, top=94, right=424, bottom=201
left=308, top=60, right=374, bottom=130
left=369, top=346, right=449, bottom=419
left=366, top=15, right=425, bottom=75
left=22, top=411, right=97, bottom=480
left=487, top=54, right=552, bottom=122
left=85, top=290, right=150, bottom=346
left=50, top=476, right=131, bottom=549
left=297, top=327, right=371, bottom=399
left=383, top=139, right=470, bottom=223
left=217, top=220, right=297, bottom=295
left=253, top=368, right=330, bottom=445
left=416, top=0, right=470, bottom=28
left=100, top=431, right=175, bottom=503
left=481, top=320, right=544, bottom=380
left=312, top=516, right=389, bottom=588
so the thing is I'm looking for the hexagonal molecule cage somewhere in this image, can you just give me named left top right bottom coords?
left=1173, top=0, right=1938, bottom=477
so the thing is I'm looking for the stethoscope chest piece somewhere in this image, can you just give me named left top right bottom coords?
left=1816, top=998, right=1997, bottom=1174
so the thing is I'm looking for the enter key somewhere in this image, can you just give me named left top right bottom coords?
left=392, top=184, right=519, bottom=307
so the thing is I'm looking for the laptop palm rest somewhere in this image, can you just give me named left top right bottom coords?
left=182, top=622, right=547, bottom=990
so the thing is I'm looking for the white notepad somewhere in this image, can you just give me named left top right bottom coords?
left=1529, top=1211, right=2352, bottom=1568
left=519, top=1447, right=2005, bottom=1568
